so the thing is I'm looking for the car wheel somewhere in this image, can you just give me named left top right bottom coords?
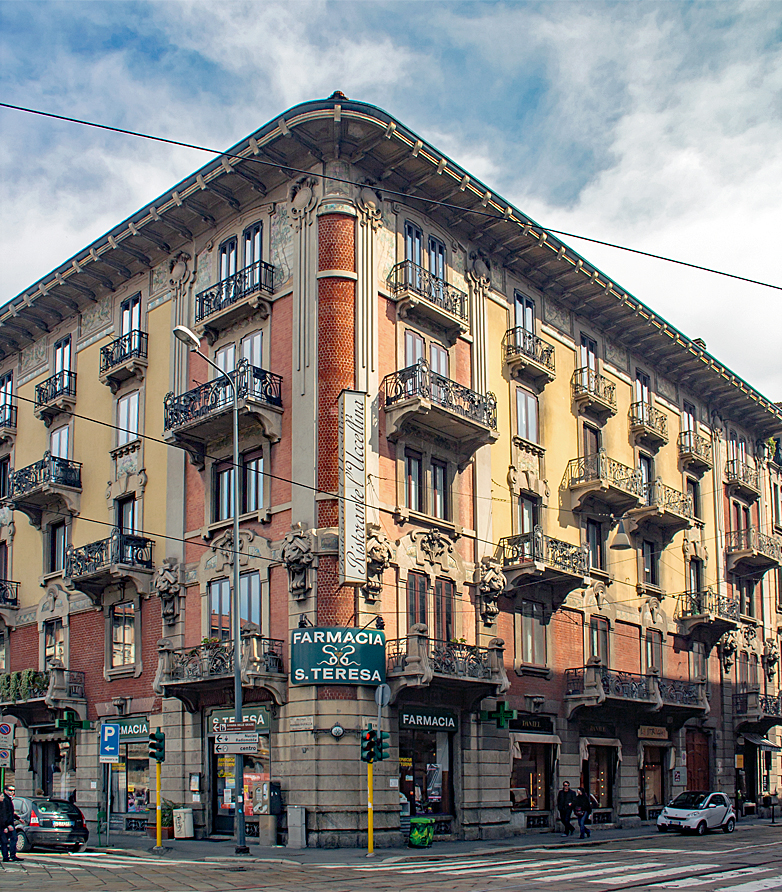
left=15, top=831, right=32, bottom=853
left=722, top=817, right=736, bottom=834
left=696, top=821, right=707, bottom=836
left=657, top=826, right=667, bottom=832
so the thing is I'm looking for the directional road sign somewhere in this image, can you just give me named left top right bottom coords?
left=100, top=723, right=121, bottom=764
left=0, top=722, right=14, bottom=748
left=215, top=733, right=259, bottom=744
left=215, top=721, right=257, bottom=733
left=214, top=742, right=258, bottom=755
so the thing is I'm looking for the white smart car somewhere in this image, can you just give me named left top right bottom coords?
left=657, top=790, right=736, bottom=835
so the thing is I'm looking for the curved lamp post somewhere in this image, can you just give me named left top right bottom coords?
left=173, top=325, right=248, bottom=854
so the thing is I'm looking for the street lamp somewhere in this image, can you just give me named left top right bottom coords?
left=173, top=325, right=249, bottom=854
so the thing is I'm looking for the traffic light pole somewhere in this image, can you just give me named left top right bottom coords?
left=156, top=759, right=162, bottom=849
left=367, top=758, right=374, bottom=855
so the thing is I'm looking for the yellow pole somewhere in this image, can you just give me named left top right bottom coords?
left=156, top=760, right=162, bottom=848
left=367, top=759, right=374, bottom=855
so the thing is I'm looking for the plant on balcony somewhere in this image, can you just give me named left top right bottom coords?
left=0, top=669, right=49, bottom=702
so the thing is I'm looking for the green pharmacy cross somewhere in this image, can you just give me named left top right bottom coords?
left=55, top=709, right=91, bottom=738
left=480, top=701, right=517, bottom=729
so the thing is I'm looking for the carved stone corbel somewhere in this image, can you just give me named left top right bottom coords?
left=720, top=630, right=739, bottom=672
left=357, top=184, right=383, bottom=231
left=477, top=557, right=505, bottom=626
left=763, top=638, right=779, bottom=681
left=152, top=558, right=182, bottom=627
left=281, top=522, right=315, bottom=601
left=363, top=524, right=393, bottom=603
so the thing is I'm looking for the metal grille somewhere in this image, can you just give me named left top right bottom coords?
left=9, top=452, right=82, bottom=496
left=0, top=403, right=17, bottom=429
left=571, top=368, right=616, bottom=407
left=66, top=528, right=154, bottom=578
left=564, top=449, right=642, bottom=496
left=195, top=260, right=275, bottom=322
left=725, top=528, right=782, bottom=562
left=35, top=370, right=77, bottom=407
left=657, top=678, right=700, bottom=705
left=629, top=401, right=668, bottom=439
left=641, top=479, right=694, bottom=518
left=502, top=327, right=555, bottom=373
left=600, top=669, right=653, bottom=700
left=725, top=458, right=759, bottom=491
left=429, top=639, right=492, bottom=679
left=677, top=589, right=738, bottom=621
left=678, top=430, right=711, bottom=463
left=100, top=330, right=148, bottom=373
left=498, top=526, right=588, bottom=575
left=388, top=260, right=468, bottom=322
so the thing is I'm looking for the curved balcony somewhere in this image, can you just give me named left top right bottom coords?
left=627, top=478, right=694, bottom=541
left=65, top=528, right=154, bottom=604
left=676, top=588, right=738, bottom=649
left=725, top=528, right=781, bottom=575
left=725, top=459, right=760, bottom=501
left=386, top=624, right=509, bottom=705
left=0, top=666, right=87, bottom=725
left=388, top=260, right=469, bottom=344
left=195, top=260, right=275, bottom=344
left=678, top=430, right=712, bottom=474
left=34, top=370, right=77, bottom=426
left=502, top=327, right=556, bottom=387
left=7, top=452, right=82, bottom=529
left=564, top=449, right=642, bottom=514
left=629, top=401, right=668, bottom=449
left=99, top=330, right=148, bottom=393
left=0, top=402, right=17, bottom=447
left=382, top=360, right=498, bottom=463
left=154, top=631, right=286, bottom=711
left=497, top=526, right=590, bottom=607
left=571, top=368, right=616, bottom=420
left=733, top=689, right=782, bottom=733
left=163, top=359, right=283, bottom=468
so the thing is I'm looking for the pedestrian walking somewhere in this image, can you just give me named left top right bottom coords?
left=573, top=786, right=593, bottom=838
left=0, top=785, right=22, bottom=863
left=556, top=781, right=577, bottom=837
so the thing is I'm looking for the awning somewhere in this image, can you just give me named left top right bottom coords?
left=580, top=737, right=623, bottom=763
left=742, top=733, right=782, bottom=752
left=510, top=732, right=562, bottom=758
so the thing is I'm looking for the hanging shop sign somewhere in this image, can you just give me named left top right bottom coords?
left=117, top=717, right=149, bottom=741
left=638, top=725, right=669, bottom=741
left=400, top=707, right=457, bottom=731
left=210, top=707, right=270, bottom=734
left=291, top=627, right=385, bottom=684
left=338, top=390, right=367, bottom=586
left=509, top=714, right=554, bottom=734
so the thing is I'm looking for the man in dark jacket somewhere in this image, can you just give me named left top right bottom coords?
left=556, top=781, right=577, bottom=836
left=0, top=786, right=22, bottom=862
left=573, top=786, right=593, bottom=838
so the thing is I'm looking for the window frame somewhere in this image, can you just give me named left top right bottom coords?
left=586, top=518, right=605, bottom=573
left=44, top=617, right=65, bottom=666
left=642, top=539, right=660, bottom=588
left=516, top=387, right=539, bottom=444
left=48, top=521, right=67, bottom=574
left=589, top=615, right=610, bottom=665
left=644, top=628, right=663, bottom=674
left=116, top=390, right=140, bottom=447
left=517, top=599, right=547, bottom=667
left=111, top=601, right=136, bottom=668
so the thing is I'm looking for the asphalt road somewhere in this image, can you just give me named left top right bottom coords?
left=1, top=825, right=781, bottom=892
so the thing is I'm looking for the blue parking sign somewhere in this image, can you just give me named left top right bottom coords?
left=100, top=723, right=121, bottom=763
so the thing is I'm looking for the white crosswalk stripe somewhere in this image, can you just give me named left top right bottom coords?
left=350, top=856, right=520, bottom=870
left=19, top=852, right=227, bottom=870
left=358, top=857, right=573, bottom=874
left=597, top=863, right=720, bottom=884
left=527, top=861, right=662, bottom=882
left=661, top=868, right=777, bottom=888
left=715, top=877, right=782, bottom=892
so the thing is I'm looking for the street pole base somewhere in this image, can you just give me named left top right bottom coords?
left=235, top=845, right=251, bottom=855
left=152, top=846, right=168, bottom=854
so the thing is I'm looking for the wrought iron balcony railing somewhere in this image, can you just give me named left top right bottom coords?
left=571, top=367, right=616, bottom=408
left=498, top=526, right=589, bottom=576
left=100, top=330, right=148, bottom=374
left=65, top=669, right=86, bottom=699
left=0, top=403, right=17, bottom=429
left=759, top=695, right=782, bottom=717
left=163, top=359, right=283, bottom=432
left=9, top=452, right=82, bottom=497
left=725, top=458, right=759, bottom=491
left=600, top=668, right=654, bottom=700
left=166, top=637, right=284, bottom=681
left=0, top=579, right=20, bottom=607
left=678, top=430, right=712, bottom=464
left=564, top=449, right=643, bottom=497
left=35, top=370, right=77, bottom=407
left=195, top=260, right=275, bottom=323
left=629, top=401, right=668, bottom=440
left=429, top=638, right=492, bottom=679
left=502, top=327, right=555, bottom=373
left=565, top=666, right=586, bottom=695
left=677, top=589, right=739, bottom=621
left=640, top=479, right=694, bottom=518
left=382, top=360, right=497, bottom=430
left=725, top=528, right=782, bottom=563
left=388, top=260, right=468, bottom=322
left=66, top=528, right=154, bottom=579
left=657, top=678, right=701, bottom=706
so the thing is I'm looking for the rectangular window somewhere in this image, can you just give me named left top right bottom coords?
left=429, top=342, right=448, bottom=376
left=433, top=578, right=454, bottom=642
left=407, top=571, right=427, bottom=630
left=580, top=334, right=597, bottom=371
left=50, top=424, right=69, bottom=460
left=243, top=452, right=263, bottom=514
left=219, top=237, right=238, bottom=282
left=241, top=331, right=263, bottom=369
left=404, top=221, right=423, bottom=266
left=518, top=600, right=546, bottom=666
left=404, top=330, right=425, bottom=367
left=645, top=629, right=663, bottom=674
left=516, top=388, right=539, bottom=444
left=54, top=336, right=71, bottom=375
left=120, top=294, right=141, bottom=337
left=431, top=459, right=448, bottom=520
left=583, top=424, right=600, bottom=457
left=49, top=522, right=67, bottom=573
left=690, top=641, right=707, bottom=680
left=589, top=616, right=609, bottom=665
left=515, top=292, right=535, bottom=334
left=0, top=371, right=13, bottom=427
left=518, top=495, right=538, bottom=536
left=642, top=540, right=659, bottom=587
left=0, top=541, right=7, bottom=580
left=635, top=369, right=651, bottom=405
left=405, top=450, right=423, bottom=513
left=111, top=602, right=136, bottom=667
left=0, top=456, right=8, bottom=500
left=737, top=577, right=755, bottom=617
left=0, top=627, right=7, bottom=672
left=243, top=221, right=263, bottom=278
left=682, top=401, right=697, bottom=433
left=773, top=482, right=782, bottom=529
left=639, top=454, right=653, bottom=504
left=688, top=558, right=703, bottom=594
left=239, top=571, right=262, bottom=632
left=738, top=651, right=748, bottom=691
left=44, top=618, right=65, bottom=665
left=214, top=464, right=235, bottom=522
left=117, top=496, right=137, bottom=534
left=209, top=578, right=231, bottom=640
left=214, top=343, right=236, bottom=376
left=511, top=741, right=549, bottom=810
left=749, top=653, right=759, bottom=688
left=587, top=519, right=605, bottom=572
left=428, top=236, right=445, bottom=280
left=117, top=391, right=139, bottom=446
left=687, top=477, right=700, bottom=519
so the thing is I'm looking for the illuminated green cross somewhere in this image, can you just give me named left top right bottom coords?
left=480, top=701, right=517, bottom=729
left=55, top=710, right=91, bottom=738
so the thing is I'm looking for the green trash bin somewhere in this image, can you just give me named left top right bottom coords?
left=408, top=816, right=435, bottom=848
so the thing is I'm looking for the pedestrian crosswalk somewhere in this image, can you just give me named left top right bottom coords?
left=5, top=851, right=229, bottom=871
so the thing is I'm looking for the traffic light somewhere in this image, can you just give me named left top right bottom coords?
left=360, top=725, right=376, bottom=763
left=374, top=730, right=390, bottom=762
left=148, top=729, right=166, bottom=762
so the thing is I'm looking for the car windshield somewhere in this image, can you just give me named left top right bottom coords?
left=32, top=799, right=82, bottom=817
left=670, top=791, right=709, bottom=809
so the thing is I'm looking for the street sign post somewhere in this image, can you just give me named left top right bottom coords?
left=0, top=749, right=10, bottom=768
left=0, top=722, right=14, bottom=748
left=99, top=723, right=121, bottom=764
left=214, top=742, right=258, bottom=755
left=215, top=720, right=257, bottom=733
left=215, top=732, right=259, bottom=744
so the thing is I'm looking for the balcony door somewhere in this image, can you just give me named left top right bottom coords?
left=579, top=334, right=597, bottom=391
left=635, top=370, right=651, bottom=424
left=0, top=372, right=12, bottom=420
left=243, top=221, right=263, bottom=289
left=515, top=292, right=535, bottom=353
left=639, top=453, right=653, bottom=504
left=682, top=401, right=696, bottom=434
left=50, top=425, right=70, bottom=460
left=54, top=336, right=71, bottom=375
left=121, top=294, right=141, bottom=337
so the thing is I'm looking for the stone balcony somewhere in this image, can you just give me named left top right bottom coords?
left=99, top=330, right=148, bottom=393
left=7, top=452, right=82, bottom=529
left=676, top=588, right=739, bottom=649
left=386, top=624, right=509, bottom=706
left=65, top=528, right=155, bottom=603
left=725, top=528, right=781, bottom=575
left=0, top=579, right=20, bottom=630
left=733, top=689, right=782, bottom=733
left=564, top=449, right=643, bottom=515
left=571, top=368, right=617, bottom=421
left=628, top=401, right=668, bottom=450
left=154, top=630, right=287, bottom=712
left=382, top=360, right=499, bottom=463
left=34, top=370, right=77, bottom=426
left=502, top=327, right=556, bottom=388
left=725, top=458, right=760, bottom=501
left=627, top=478, right=694, bottom=541
left=678, top=430, right=712, bottom=474
left=0, top=666, right=87, bottom=724
left=194, top=260, right=275, bottom=344
left=163, top=358, right=283, bottom=468
left=497, top=526, right=590, bottom=608
left=0, top=402, right=17, bottom=447
left=388, top=260, right=469, bottom=345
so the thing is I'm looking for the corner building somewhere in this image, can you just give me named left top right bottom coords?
left=2, top=94, right=780, bottom=845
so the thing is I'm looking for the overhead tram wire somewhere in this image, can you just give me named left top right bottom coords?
left=1, top=101, right=780, bottom=293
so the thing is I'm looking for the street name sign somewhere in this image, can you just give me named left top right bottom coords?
left=215, top=720, right=257, bottom=733
left=215, top=732, right=259, bottom=744
left=214, top=742, right=258, bottom=755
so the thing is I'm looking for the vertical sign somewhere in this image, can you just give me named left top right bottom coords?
left=338, top=390, right=367, bottom=586
left=99, top=723, right=121, bottom=764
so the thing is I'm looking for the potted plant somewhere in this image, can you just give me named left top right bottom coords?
left=147, top=799, right=178, bottom=839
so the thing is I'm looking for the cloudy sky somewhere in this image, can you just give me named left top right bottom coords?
left=1, top=1, right=780, bottom=398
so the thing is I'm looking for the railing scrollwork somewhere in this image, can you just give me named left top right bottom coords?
left=195, top=260, right=275, bottom=323
left=388, top=260, right=468, bottom=322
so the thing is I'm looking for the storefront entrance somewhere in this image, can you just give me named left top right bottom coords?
left=686, top=729, right=710, bottom=791
left=30, top=737, right=75, bottom=799
left=640, top=746, right=665, bottom=819
left=105, top=718, right=151, bottom=831
left=398, top=706, right=456, bottom=826
left=508, top=718, right=559, bottom=828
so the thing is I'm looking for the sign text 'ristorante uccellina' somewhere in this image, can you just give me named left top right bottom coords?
left=291, top=627, right=386, bottom=685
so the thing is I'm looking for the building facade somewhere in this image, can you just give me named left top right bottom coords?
left=1, top=94, right=780, bottom=844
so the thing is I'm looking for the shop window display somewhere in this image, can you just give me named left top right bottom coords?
left=510, top=742, right=550, bottom=810
left=584, top=745, right=613, bottom=809
left=110, top=743, right=149, bottom=814
left=213, top=737, right=271, bottom=834
left=399, top=729, right=453, bottom=817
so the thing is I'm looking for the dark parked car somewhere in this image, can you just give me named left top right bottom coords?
left=12, top=797, right=89, bottom=851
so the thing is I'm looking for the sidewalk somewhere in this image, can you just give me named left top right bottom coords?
left=91, top=816, right=778, bottom=865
